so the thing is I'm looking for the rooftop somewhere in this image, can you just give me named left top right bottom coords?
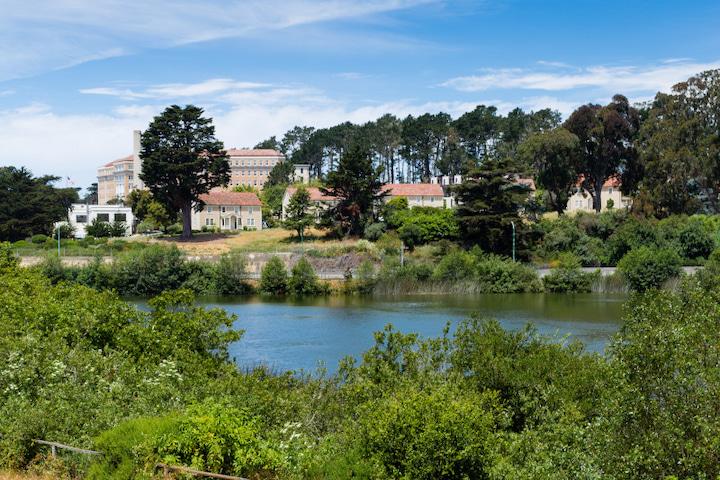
left=381, top=183, right=444, bottom=197
left=199, top=189, right=262, bottom=206
left=226, top=148, right=284, bottom=157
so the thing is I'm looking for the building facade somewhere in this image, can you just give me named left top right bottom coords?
left=66, top=203, right=134, bottom=238
left=566, top=178, right=632, bottom=213
left=226, top=149, right=285, bottom=189
left=191, top=190, right=263, bottom=231
left=98, top=132, right=287, bottom=204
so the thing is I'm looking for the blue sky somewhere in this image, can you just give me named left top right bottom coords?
left=1, top=0, right=719, bottom=188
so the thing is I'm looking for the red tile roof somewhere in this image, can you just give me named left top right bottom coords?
left=381, top=183, right=444, bottom=197
left=286, top=187, right=338, bottom=202
left=226, top=148, right=284, bottom=157
left=199, top=189, right=262, bottom=206
left=515, top=177, right=536, bottom=191
left=575, top=175, right=621, bottom=189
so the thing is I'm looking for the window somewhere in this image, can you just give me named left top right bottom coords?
left=221, top=218, right=226, bottom=227
left=248, top=207, right=254, bottom=214
left=300, top=168, right=304, bottom=174
left=221, top=206, right=226, bottom=213
left=234, top=206, right=240, bottom=213
left=207, top=206, right=213, bottom=213
left=114, top=213, right=126, bottom=222
left=96, top=213, right=110, bottom=222
left=76, top=215, right=87, bottom=223
left=248, top=218, right=255, bottom=226
left=205, top=218, right=214, bottom=226
left=608, top=187, right=614, bottom=194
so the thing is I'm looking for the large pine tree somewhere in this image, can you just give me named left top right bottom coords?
left=139, top=105, right=229, bottom=239
left=455, top=157, right=531, bottom=256
left=321, top=144, right=385, bottom=237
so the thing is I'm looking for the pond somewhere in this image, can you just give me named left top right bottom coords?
left=192, top=293, right=626, bottom=374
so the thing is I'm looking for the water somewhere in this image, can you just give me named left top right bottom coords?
left=194, top=293, right=626, bottom=374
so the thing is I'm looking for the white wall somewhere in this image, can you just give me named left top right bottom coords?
left=67, top=204, right=134, bottom=238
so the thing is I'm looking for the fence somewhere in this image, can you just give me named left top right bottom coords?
left=32, top=439, right=248, bottom=479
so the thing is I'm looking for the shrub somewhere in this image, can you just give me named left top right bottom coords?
left=351, top=260, right=377, bottom=294
left=543, top=253, right=598, bottom=293
left=606, top=217, right=662, bottom=264
left=375, top=231, right=403, bottom=255
left=678, top=218, right=715, bottom=260
left=363, top=222, right=386, bottom=241
left=109, top=221, right=127, bottom=237
left=476, top=255, right=543, bottom=293
left=53, top=223, right=75, bottom=239
left=433, top=250, right=476, bottom=282
left=111, top=245, right=188, bottom=296
left=214, top=251, right=252, bottom=295
left=152, top=401, right=280, bottom=477
left=259, top=256, right=288, bottom=295
left=393, top=207, right=459, bottom=247
left=358, top=385, right=502, bottom=479
left=0, top=242, right=18, bottom=272
left=617, top=246, right=682, bottom=292
left=30, top=234, right=48, bottom=244
left=397, top=222, right=422, bottom=250
left=85, top=219, right=113, bottom=238
left=288, top=257, right=327, bottom=296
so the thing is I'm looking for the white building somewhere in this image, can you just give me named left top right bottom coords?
left=566, top=177, right=632, bottom=213
left=66, top=204, right=134, bottom=238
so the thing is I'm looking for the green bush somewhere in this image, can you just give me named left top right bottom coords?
left=31, top=234, right=48, bottom=244
left=433, top=250, right=476, bottom=282
left=393, top=207, right=459, bottom=247
left=288, top=257, right=327, bottom=296
left=476, top=255, right=543, bottom=293
left=53, top=223, right=75, bottom=239
left=543, top=254, right=598, bottom=293
left=375, top=231, right=403, bottom=255
left=214, top=251, right=252, bottom=295
left=0, top=242, right=18, bottom=273
left=152, top=401, right=280, bottom=477
left=617, top=246, right=682, bottom=292
left=259, top=256, right=288, bottom=295
left=358, top=385, right=502, bottom=480
left=111, top=244, right=188, bottom=296
left=678, top=217, right=715, bottom=260
left=85, top=218, right=113, bottom=238
left=363, top=222, right=386, bottom=241
left=109, top=221, right=127, bottom=238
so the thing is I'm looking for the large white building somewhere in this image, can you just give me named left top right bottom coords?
left=66, top=204, right=134, bottom=238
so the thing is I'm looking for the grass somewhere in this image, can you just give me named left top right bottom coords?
left=157, top=228, right=363, bottom=256
left=0, top=471, right=60, bottom=480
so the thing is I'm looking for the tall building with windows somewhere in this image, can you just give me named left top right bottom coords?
left=97, top=154, right=135, bottom=205
left=97, top=132, right=287, bottom=204
left=226, top=148, right=284, bottom=189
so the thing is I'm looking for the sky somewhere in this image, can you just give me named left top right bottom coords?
left=1, top=0, right=719, bottom=189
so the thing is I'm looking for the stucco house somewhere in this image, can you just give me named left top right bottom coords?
left=566, top=177, right=632, bottom=213
left=281, top=187, right=339, bottom=220
left=66, top=203, right=134, bottom=238
left=191, top=190, right=263, bottom=231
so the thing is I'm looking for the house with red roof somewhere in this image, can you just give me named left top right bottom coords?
left=566, top=177, right=632, bottom=213
left=191, top=189, right=263, bottom=231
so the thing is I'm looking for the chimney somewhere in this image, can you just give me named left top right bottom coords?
left=132, top=130, right=144, bottom=190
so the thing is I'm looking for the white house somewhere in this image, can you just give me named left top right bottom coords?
left=67, top=203, right=134, bottom=238
left=566, top=177, right=632, bottom=213
left=191, top=189, right=263, bottom=231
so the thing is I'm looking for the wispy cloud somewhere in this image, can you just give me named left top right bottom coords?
left=80, top=79, right=271, bottom=100
left=333, top=72, right=370, bottom=80
left=0, top=0, right=436, bottom=80
left=441, top=59, right=720, bottom=94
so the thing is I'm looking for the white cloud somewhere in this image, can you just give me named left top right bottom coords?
left=441, top=60, right=720, bottom=94
left=0, top=0, right=436, bottom=80
left=80, top=79, right=271, bottom=100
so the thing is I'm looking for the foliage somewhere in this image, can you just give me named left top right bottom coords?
left=518, top=128, right=580, bottom=215
left=153, top=401, right=280, bottom=476
left=53, top=223, right=75, bottom=239
left=126, top=189, right=175, bottom=231
left=542, top=253, right=598, bottom=293
left=475, top=254, right=543, bottom=293
left=392, top=207, right=460, bottom=247
left=564, top=95, right=641, bottom=212
left=139, top=105, right=230, bottom=238
left=288, top=257, right=327, bottom=296
left=321, top=144, right=385, bottom=236
left=84, top=218, right=113, bottom=238
left=455, top=156, right=531, bottom=256
left=0, top=242, right=18, bottom=273
left=260, top=184, right=287, bottom=223
left=617, top=246, right=682, bottom=292
left=0, top=167, right=78, bottom=241
left=283, top=186, right=314, bottom=241
left=433, top=250, right=476, bottom=282
left=213, top=251, right=252, bottom=295
left=259, top=256, right=288, bottom=295
left=362, top=222, right=386, bottom=241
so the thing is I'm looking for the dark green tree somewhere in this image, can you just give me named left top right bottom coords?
left=321, top=144, right=386, bottom=236
left=139, top=105, right=230, bottom=239
left=635, top=69, right=720, bottom=215
left=564, top=95, right=641, bottom=212
left=82, top=182, right=98, bottom=204
left=254, top=135, right=280, bottom=150
left=518, top=128, right=580, bottom=215
left=0, top=167, right=78, bottom=241
left=453, top=105, right=503, bottom=162
left=455, top=157, right=531, bottom=255
left=126, top=189, right=175, bottom=230
left=266, top=161, right=294, bottom=187
left=283, top=186, right=314, bottom=242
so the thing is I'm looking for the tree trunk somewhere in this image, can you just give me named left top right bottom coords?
left=592, top=177, right=603, bottom=213
left=181, top=201, right=192, bottom=239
